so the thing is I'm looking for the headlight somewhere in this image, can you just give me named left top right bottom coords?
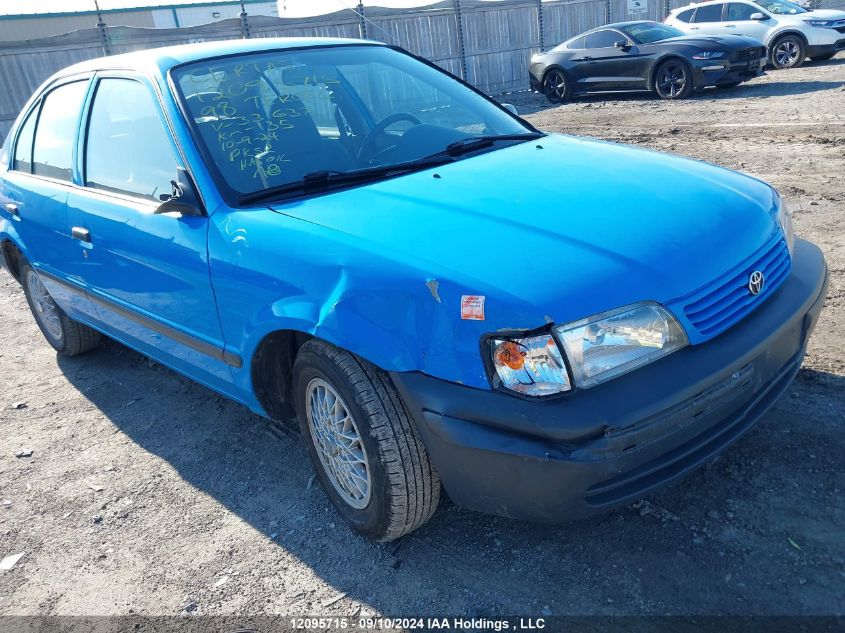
left=489, top=333, right=571, bottom=396
left=692, top=51, right=727, bottom=59
left=804, top=19, right=836, bottom=27
left=777, top=197, right=795, bottom=257
left=555, top=303, right=687, bottom=389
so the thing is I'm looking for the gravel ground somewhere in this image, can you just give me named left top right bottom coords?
left=0, top=55, right=843, bottom=619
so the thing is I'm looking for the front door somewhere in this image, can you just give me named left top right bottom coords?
left=574, top=29, right=647, bottom=92
left=65, top=74, right=237, bottom=397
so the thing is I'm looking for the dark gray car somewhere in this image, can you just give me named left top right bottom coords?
left=529, top=21, right=766, bottom=102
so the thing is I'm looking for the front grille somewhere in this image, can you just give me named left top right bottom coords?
left=682, top=237, right=791, bottom=338
left=733, top=46, right=764, bottom=61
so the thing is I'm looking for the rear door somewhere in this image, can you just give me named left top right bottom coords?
left=688, top=2, right=727, bottom=33
left=65, top=72, right=237, bottom=396
left=0, top=78, right=94, bottom=318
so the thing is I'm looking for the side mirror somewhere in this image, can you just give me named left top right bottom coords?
left=614, top=40, right=632, bottom=50
left=750, top=12, right=766, bottom=19
left=501, top=103, right=519, bottom=116
left=155, top=167, right=204, bottom=216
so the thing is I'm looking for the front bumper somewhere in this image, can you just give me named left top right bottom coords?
left=391, top=238, right=828, bottom=522
left=692, top=56, right=766, bottom=87
left=806, top=38, right=845, bottom=58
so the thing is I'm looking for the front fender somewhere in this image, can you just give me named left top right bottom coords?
left=209, top=209, right=520, bottom=406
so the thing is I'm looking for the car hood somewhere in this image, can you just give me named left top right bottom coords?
left=778, top=8, right=845, bottom=19
left=269, top=133, right=779, bottom=330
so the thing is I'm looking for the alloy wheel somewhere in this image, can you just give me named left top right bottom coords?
left=306, top=377, right=371, bottom=509
left=26, top=270, right=63, bottom=342
left=656, top=62, right=688, bottom=98
left=543, top=70, right=568, bottom=102
left=774, top=39, right=800, bottom=67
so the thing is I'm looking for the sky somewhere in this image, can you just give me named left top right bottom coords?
left=0, top=0, right=453, bottom=18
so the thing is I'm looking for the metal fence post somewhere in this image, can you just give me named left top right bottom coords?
left=94, top=0, right=111, bottom=55
left=605, top=0, right=612, bottom=24
left=356, top=1, right=367, bottom=39
left=664, top=0, right=671, bottom=18
left=537, top=0, right=545, bottom=52
left=453, top=0, right=468, bottom=80
left=239, top=0, right=251, bottom=38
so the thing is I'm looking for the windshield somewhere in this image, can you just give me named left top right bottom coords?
left=173, top=44, right=531, bottom=199
left=622, top=23, right=686, bottom=43
left=757, top=0, right=807, bottom=13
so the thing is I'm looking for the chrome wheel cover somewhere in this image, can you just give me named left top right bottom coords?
left=656, top=62, right=687, bottom=98
left=544, top=71, right=567, bottom=100
left=306, top=377, right=371, bottom=509
left=27, top=270, right=63, bottom=342
left=775, top=40, right=799, bottom=67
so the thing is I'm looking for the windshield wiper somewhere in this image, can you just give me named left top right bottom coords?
left=237, top=154, right=455, bottom=205
left=436, top=132, right=544, bottom=158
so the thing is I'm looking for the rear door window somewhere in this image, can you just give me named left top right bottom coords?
left=32, top=81, right=88, bottom=181
left=692, top=3, right=725, bottom=21
left=84, top=78, right=178, bottom=201
left=676, top=8, right=695, bottom=21
left=13, top=106, right=38, bottom=173
left=566, top=36, right=587, bottom=50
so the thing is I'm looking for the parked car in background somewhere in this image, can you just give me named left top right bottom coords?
left=665, top=0, right=845, bottom=68
left=0, top=38, right=828, bottom=541
left=529, top=21, right=765, bottom=102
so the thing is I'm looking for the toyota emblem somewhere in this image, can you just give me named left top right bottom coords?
left=748, top=270, right=765, bottom=295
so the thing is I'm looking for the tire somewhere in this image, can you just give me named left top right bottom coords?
left=21, top=263, right=101, bottom=356
left=770, top=35, right=806, bottom=69
left=653, top=58, right=694, bottom=100
left=810, top=53, right=836, bottom=62
left=542, top=68, right=571, bottom=103
left=293, top=339, right=440, bottom=541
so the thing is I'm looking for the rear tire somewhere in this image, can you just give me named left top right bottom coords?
left=653, top=59, right=694, bottom=99
left=810, top=52, right=836, bottom=62
left=770, top=35, right=805, bottom=69
left=293, top=339, right=440, bottom=541
left=21, top=263, right=101, bottom=356
left=542, top=68, right=571, bottom=103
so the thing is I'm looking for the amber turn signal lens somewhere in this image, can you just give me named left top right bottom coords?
left=494, top=340, right=525, bottom=370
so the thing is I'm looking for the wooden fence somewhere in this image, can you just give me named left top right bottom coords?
left=0, top=0, right=696, bottom=141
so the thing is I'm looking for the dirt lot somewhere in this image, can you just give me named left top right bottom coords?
left=1, top=56, right=843, bottom=621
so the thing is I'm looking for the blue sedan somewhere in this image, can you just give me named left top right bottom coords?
left=0, top=38, right=827, bottom=540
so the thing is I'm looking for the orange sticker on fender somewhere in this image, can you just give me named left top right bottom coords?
left=461, top=295, right=485, bottom=320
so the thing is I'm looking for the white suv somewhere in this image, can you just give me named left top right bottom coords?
left=665, top=0, right=845, bottom=68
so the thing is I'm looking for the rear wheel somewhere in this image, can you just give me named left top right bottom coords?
left=770, top=35, right=805, bottom=69
left=654, top=59, right=694, bottom=100
left=293, top=339, right=440, bottom=541
left=21, top=263, right=101, bottom=356
left=542, top=69, right=571, bottom=103
left=810, top=52, right=836, bottom=62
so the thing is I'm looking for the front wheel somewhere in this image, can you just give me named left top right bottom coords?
left=770, top=35, right=806, bottom=69
left=653, top=59, right=694, bottom=99
left=293, top=339, right=440, bottom=541
left=21, top=263, right=101, bottom=356
left=543, top=69, right=571, bottom=103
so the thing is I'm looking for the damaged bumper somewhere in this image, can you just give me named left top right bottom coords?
left=391, top=238, right=828, bottom=522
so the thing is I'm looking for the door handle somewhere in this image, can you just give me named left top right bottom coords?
left=724, top=24, right=737, bottom=27
left=690, top=26, right=700, bottom=30
left=4, top=203, right=18, bottom=217
left=71, top=226, right=91, bottom=243
left=573, top=56, right=592, bottom=61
